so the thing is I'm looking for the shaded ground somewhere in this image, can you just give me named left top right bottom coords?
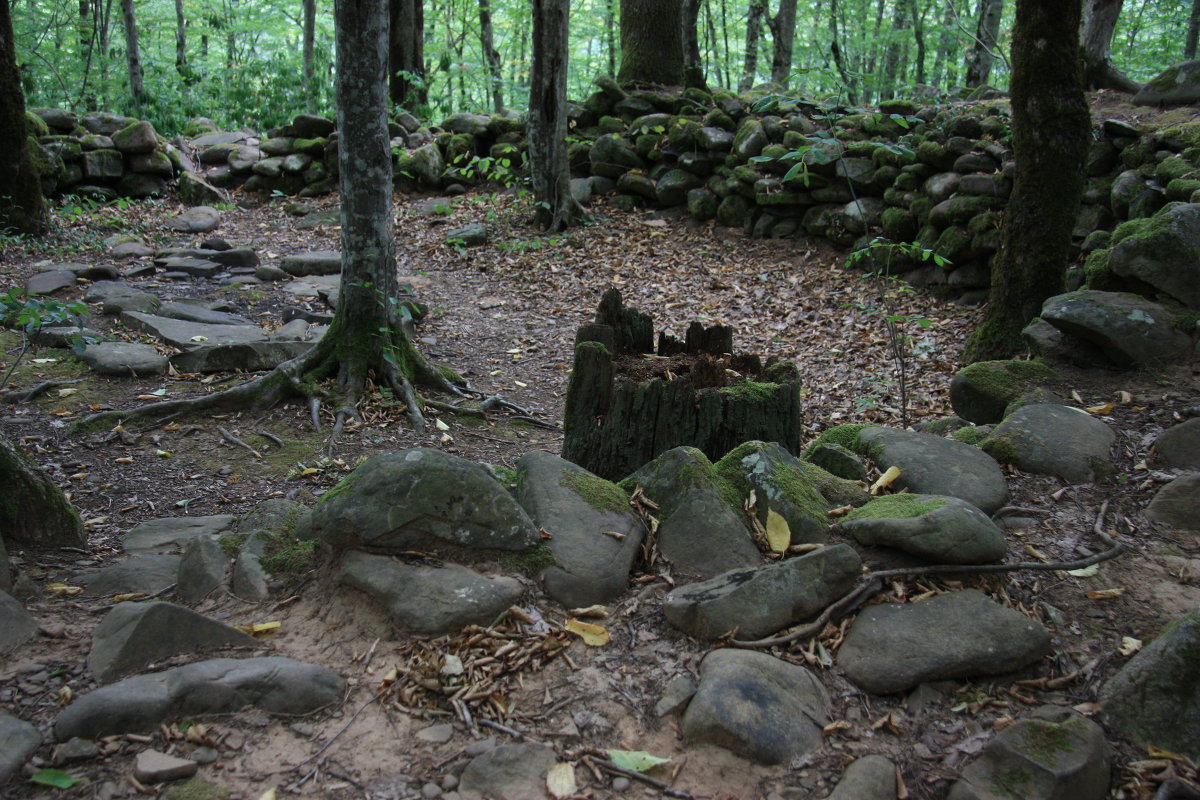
left=1, top=179, right=1198, bottom=800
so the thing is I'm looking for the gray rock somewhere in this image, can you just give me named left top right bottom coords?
left=827, top=755, right=897, bottom=800
left=236, top=498, right=308, bottom=538
left=178, top=172, right=230, bottom=206
left=664, top=544, right=861, bottom=640
left=336, top=551, right=523, bottom=634
left=1108, top=203, right=1200, bottom=309
left=682, top=649, right=828, bottom=765
left=191, top=131, right=250, bottom=147
left=84, top=281, right=161, bottom=315
left=31, top=107, right=78, bottom=130
left=697, top=126, right=734, bottom=151
left=35, top=260, right=120, bottom=281
left=54, top=656, right=345, bottom=740
left=166, top=206, right=221, bottom=233
left=656, top=169, right=704, bottom=206
left=805, top=443, right=868, bottom=481
left=835, top=494, right=1006, bottom=564
left=231, top=552, right=270, bottom=601
left=133, top=749, right=198, bottom=783
left=442, top=112, right=491, bottom=136
left=88, top=601, right=256, bottom=682
left=121, top=312, right=268, bottom=350
left=124, top=515, right=237, bottom=554
left=1100, top=607, right=1200, bottom=760
left=25, top=269, right=76, bottom=295
left=857, top=427, right=1009, bottom=514
left=155, top=257, right=223, bottom=278
left=589, top=134, right=644, bottom=179
left=0, top=537, right=9, bottom=596
left=1146, top=473, right=1200, bottom=530
left=81, top=148, right=124, bottom=179
left=0, top=712, right=41, bottom=785
left=306, top=449, right=539, bottom=553
left=170, top=340, right=314, bottom=373
left=53, top=737, right=99, bottom=765
left=156, top=301, right=251, bottom=326
left=119, top=173, right=170, bottom=198
left=128, top=151, right=174, bottom=176
left=949, top=360, right=1058, bottom=425
left=78, top=342, right=168, bottom=376
left=838, top=589, right=1051, bottom=694
left=227, top=146, right=263, bottom=172
left=111, top=120, right=158, bottom=154
left=110, top=241, right=156, bottom=258
left=177, top=536, right=229, bottom=605
left=445, top=223, right=487, bottom=247
left=0, top=590, right=37, bottom=652
left=1153, top=418, right=1200, bottom=470
left=947, top=707, right=1110, bottom=800
left=293, top=113, right=335, bottom=138
left=1134, top=60, right=1200, bottom=105
left=281, top=251, right=341, bottom=276
left=655, top=674, right=697, bottom=717
left=1040, top=290, right=1193, bottom=369
left=515, top=451, right=644, bottom=608
left=75, top=555, right=181, bottom=597
left=981, top=404, right=1115, bottom=483
left=622, top=447, right=762, bottom=579
left=407, top=143, right=444, bottom=185
left=459, top=743, right=557, bottom=800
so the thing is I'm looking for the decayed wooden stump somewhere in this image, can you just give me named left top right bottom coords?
left=562, top=288, right=803, bottom=480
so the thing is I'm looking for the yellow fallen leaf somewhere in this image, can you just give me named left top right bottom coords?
left=114, top=457, right=134, bottom=464
left=546, top=762, right=577, bottom=799
left=257, top=789, right=277, bottom=800
left=50, top=408, right=74, bottom=417
left=1147, top=745, right=1191, bottom=763
left=564, top=618, right=610, bottom=646
left=513, top=380, right=528, bottom=388
left=870, top=466, right=901, bottom=496
left=1117, top=391, right=1132, bottom=404
left=766, top=509, right=791, bottom=553
left=163, top=423, right=181, bottom=431
left=1087, top=588, right=1124, bottom=600
left=296, top=467, right=319, bottom=477
left=1066, top=564, right=1099, bottom=578
left=58, top=686, right=72, bottom=706
left=112, top=593, right=148, bottom=603
left=434, top=418, right=450, bottom=431
left=1118, top=636, right=1142, bottom=656
left=57, top=387, right=79, bottom=397
left=823, top=720, right=853, bottom=736
left=235, top=621, right=282, bottom=636
left=45, top=583, right=84, bottom=597
left=569, top=604, right=609, bottom=619
left=1085, top=402, right=1115, bottom=415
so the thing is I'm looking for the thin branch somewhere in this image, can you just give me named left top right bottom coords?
left=218, top=426, right=262, bottom=458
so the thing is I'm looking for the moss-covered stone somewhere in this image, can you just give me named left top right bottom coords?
left=843, top=494, right=949, bottom=521
left=949, top=359, right=1056, bottom=424
left=952, top=426, right=988, bottom=446
left=25, top=110, right=50, bottom=138
left=560, top=468, right=630, bottom=514
left=801, top=424, right=873, bottom=460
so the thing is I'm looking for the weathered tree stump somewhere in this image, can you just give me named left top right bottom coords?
left=562, top=289, right=803, bottom=480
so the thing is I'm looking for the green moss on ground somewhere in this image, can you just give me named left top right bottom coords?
left=218, top=533, right=248, bottom=557
left=980, top=434, right=1018, bottom=464
left=801, top=424, right=872, bottom=460
left=844, top=494, right=949, bottom=520
left=718, top=380, right=781, bottom=403
left=952, top=427, right=988, bottom=446
left=560, top=468, right=630, bottom=514
left=500, top=543, right=556, bottom=576
left=959, top=359, right=1055, bottom=404
left=260, top=534, right=318, bottom=581
left=1017, top=719, right=1074, bottom=763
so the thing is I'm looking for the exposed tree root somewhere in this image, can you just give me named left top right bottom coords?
left=2, top=378, right=84, bottom=404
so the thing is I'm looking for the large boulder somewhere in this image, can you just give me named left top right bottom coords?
left=1039, top=290, right=1193, bottom=369
left=835, top=494, right=1006, bottom=564
left=515, top=451, right=644, bottom=608
left=1134, top=60, right=1200, bottom=106
left=589, top=134, right=644, bottom=179
left=980, top=404, right=1115, bottom=484
left=0, top=713, right=41, bottom=785
left=1146, top=473, right=1200, bottom=530
left=949, top=360, right=1058, bottom=424
left=857, top=427, right=1008, bottom=514
left=1152, top=418, right=1200, bottom=470
left=1107, top=204, right=1200, bottom=309
left=0, top=591, right=37, bottom=652
left=0, top=433, right=85, bottom=550
left=303, top=449, right=540, bottom=554
left=1100, top=607, right=1200, bottom=760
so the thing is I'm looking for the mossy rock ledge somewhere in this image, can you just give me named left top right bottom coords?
left=562, top=288, right=803, bottom=481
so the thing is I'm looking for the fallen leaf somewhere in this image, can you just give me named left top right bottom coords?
left=546, top=762, right=577, bottom=799
left=112, top=592, right=148, bottom=603
left=1085, top=402, right=1114, bottom=415
left=607, top=749, right=670, bottom=772
left=190, top=335, right=209, bottom=342
left=822, top=720, right=853, bottom=736
left=45, top=582, right=84, bottom=597
left=569, top=604, right=609, bottom=619
left=870, top=465, right=901, bottom=495
left=257, top=789, right=277, bottom=800
left=1117, top=391, right=1133, bottom=404
left=564, top=618, right=610, bottom=646
left=30, top=358, right=58, bottom=364
left=29, top=769, right=82, bottom=789
left=235, top=621, right=282, bottom=636
left=1087, top=588, right=1124, bottom=600
left=765, top=509, right=791, bottom=553
left=1118, top=636, right=1142, bottom=656
left=58, top=686, right=72, bottom=706
left=827, top=504, right=852, bottom=517
left=435, top=418, right=450, bottom=431
left=1147, top=745, right=1191, bottom=763
left=57, top=387, right=79, bottom=397
left=1066, top=564, right=1099, bottom=578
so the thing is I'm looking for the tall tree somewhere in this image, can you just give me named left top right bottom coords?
left=880, top=0, right=916, bottom=98
left=0, top=0, right=48, bottom=235
left=739, top=0, right=765, bottom=91
left=478, top=0, right=504, bottom=111
left=120, top=0, right=143, bottom=104
left=303, top=0, right=316, bottom=106
left=767, top=0, right=797, bottom=85
left=682, top=0, right=705, bottom=88
left=964, top=0, right=1001, bottom=87
left=388, top=0, right=425, bottom=109
left=964, top=0, right=1090, bottom=362
left=174, top=0, right=186, bottom=76
left=1188, top=0, right=1200, bottom=60
left=1080, top=0, right=1139, bottom=92
left=618, top=0, right=683, bottom=86
left=529, top=0, right=584, bottom=231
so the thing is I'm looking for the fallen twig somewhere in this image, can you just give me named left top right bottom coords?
left=285, top=686, right=388, bottom=771
left=589, top=755, right=694, bottom=799
left=217, top=426, right=262, bottom=458
left=256, top=430, right=285, bottom=447
left=1, top=378, right=84, bottom=404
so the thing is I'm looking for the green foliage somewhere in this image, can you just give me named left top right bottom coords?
left=0, top=289, right=92, bottom=393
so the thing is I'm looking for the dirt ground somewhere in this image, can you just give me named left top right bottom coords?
left=2, top=101, right=1200, bottom=798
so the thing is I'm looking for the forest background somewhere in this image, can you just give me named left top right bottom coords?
left=12, top=0, right=1197, bottom=139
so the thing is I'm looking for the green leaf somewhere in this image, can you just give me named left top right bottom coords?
left=30, top=769, right=82, bottom=789
left=607, top=749, right=670, bottom=773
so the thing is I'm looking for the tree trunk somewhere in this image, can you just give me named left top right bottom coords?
left=530, top=0, right=584, bottom=231
left=0, top=0, right=48, bottom=235
left=174, top=0, right=186, bottom=76
left=881, top=0, right=915, bottom=98
left=618, top=0, right=683, bottom=86
left=768, top=0, right=797, bottom=85
left=303, top=0, right=316, bottom=106
left=478, top=0, right=504, bottom=111
left=964, top=0, right=1001, bottom=88
left=682, top=0, right=705, bottom=89
left=605, top=0, right=616, bottom=77
left=931, top=0, right=957, bottom=87
left=739, top=0, right=765, bottom=92
left=0, top=434, right=85, bottom=550
left=388, top=0, right=425, bottom=109
left=964, top=0, right=1090, bottom=363
left=1188, top=0, right=1200, bottom=60
left=120, top=0, right=143, bottom=104
left=78, top=0, right=97, bottom=99
left=1080, top=0, right=1139, bottom=92
left=828, top=0, right=856, bottom=102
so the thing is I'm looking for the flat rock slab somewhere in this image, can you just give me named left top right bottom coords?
left=1146, top=473, right=1200, bottom=530
left=84, top=281, right=160, bottom=314
left=982, top=404, right=1114, bottom=484
left=835, top=494, right=1006, bottom=564
left=459, top=743, right=557, bottom=800
left=664, top=543, right=861, bottom=640
left=54, top=656, right=346, bottom=740
left=0, top=590, right=38, bottom=652
left=124, top=515, right=237, bottom=554
left=682, top=649, right=828, bottom=765
left=838, top=589, right=1050, bottom=694
left=1153, top=418, right=1200, bottom=470
left=75, top=555, right=182, bottom=597
left=78, top=342, right=168, bottom=376
left=171, top=340, right=314, bottom=373
left=827, top=755, right=897, bottom=800
left=515, top=450, right=645, bottom=608
left=153, top=257, right=224, bottom=278
left=281, top=251, right=341, bottom=276
left=947, top=707, right=1110, bottom=800
left=121, top=311, right=268, bottom=350
left=166, top=206, right=220, bottom=233
left=281, top=274, right=340, bottom=299
left=0, top=712, right=41, bottom=785
left=133, top=749, right=198, bottom=783
left=157, top=301, right=252, bottom=326
left=1040, top=290, right=1193, bottom=368
left=36, top=261, right=121, bottom=281
left=89, top=601, right=257, bottom=682
left=306, top=448, right=539, bottom=553
left=858, top=427, right=1008, bottom=514
left=336, top=551, right=523, bottom=634
left=25, top=270, right=78, bottom=295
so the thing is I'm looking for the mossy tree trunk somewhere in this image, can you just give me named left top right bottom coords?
left=0, top=0, right=48, bottom=235
left=1080, top=0, right=1140, bottom=92
left=0, top=433, right=85, bottom=550
left=964, top=0, right=1090, bottom=363
left=964, top=0, right=1002, bottom=87
left=529, top=0, right=585, bottom=231
left=617, top=0, right=683, bottom=87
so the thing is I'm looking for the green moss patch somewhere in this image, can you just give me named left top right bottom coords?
left=500, top=543, right=556, bottom=576
left=560, top=469, right=630, bottom=514
left=844, top=494, right=949, bottom=521
left=801, top=424, right=872, bottom=460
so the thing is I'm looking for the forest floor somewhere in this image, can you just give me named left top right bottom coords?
left=2, top=96, right=1200, bottom=799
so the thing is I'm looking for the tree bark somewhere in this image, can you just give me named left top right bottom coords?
left=964, top=0, right=1001, bottom=88
left=120, top=0, right=143, bottom=104
left=828, top=0, right=856, bottom=102
left=964, top=0, right=1090, bottom=362
left=174, top=0, right=186, bottom=76
left=1080, top=0, right=1139, bottom=92
left=0, top=0, right=48, bottom=235
left=530, top=0, right=585, bottom=231
left=388, top=0, right=425, bottom=109
left=618, top=0, right=684, bottom=86
left=682, top=0, right=705, bottom=88
left=303, top=0, right=316, bottom=105
left=478, top=0, right=504, bottom=111
left=1188, top=0, right=1200, bottom=60
left=0, top=434, right=85, bottom=550
left=931, top=0, right=957, bottom=87
left=739, top=0, right=765, bottom=92
left=881, top=0, right=915, bottom=98
left=767, top=0, right=797, bottom=85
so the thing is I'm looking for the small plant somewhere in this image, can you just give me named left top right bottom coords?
left=0, top=288, right=92, bottom=393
